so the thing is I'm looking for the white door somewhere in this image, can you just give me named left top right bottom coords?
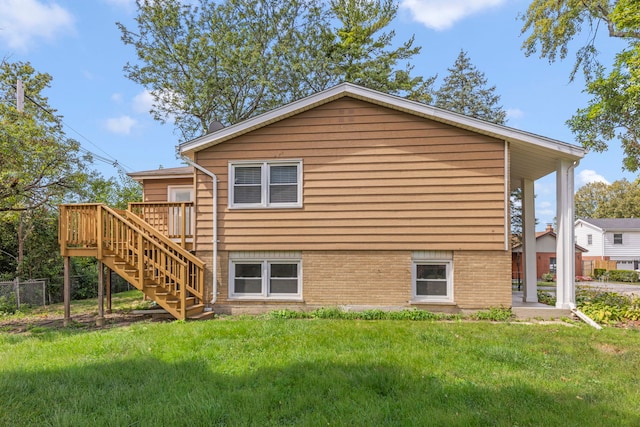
left=168, top=186, right=193, bottom=236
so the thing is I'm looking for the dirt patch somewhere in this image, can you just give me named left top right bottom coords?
left=597, top=343, right=627, bottom=355
left=0, top=311, right=162, bottom=334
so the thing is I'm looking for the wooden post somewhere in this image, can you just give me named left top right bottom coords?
left=63, top=256, right=71, bottom=327
left=181, top=203, right=187, bottom=248
left=97, top=261, right=104, bottom=326
left=106, top=266, right=112, bottom=314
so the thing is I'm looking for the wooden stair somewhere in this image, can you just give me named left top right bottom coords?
left=59, top=204, right=212, bottom=320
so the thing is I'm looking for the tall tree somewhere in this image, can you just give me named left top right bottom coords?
left=0, top=61, right=87, bottom=213
left=433, top=50, right=506, bottom=124
left=520, top=0, right=640, bottom=170
left=575, top=179, right=640, bottom=218
left=118, top=0, right=432, bottom=141
left=328, top=0, right=433, bottom=102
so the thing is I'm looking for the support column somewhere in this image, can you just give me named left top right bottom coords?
left=521, top=178, right=538, bottom=302
left=556, top=160, right=576, bottom=309
left=63, top=256, right=71, bottom=327
left=97, top=261, right=105, bottom=327
left=106, top=266, right=112, bottom=315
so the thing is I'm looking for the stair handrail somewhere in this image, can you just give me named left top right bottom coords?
left=60, top=204, right=205, bottom=311
left=100, top=205, right=205, bottom=305
left=122, top=210, right=204, bottom=269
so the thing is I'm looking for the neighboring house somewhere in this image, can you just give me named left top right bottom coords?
left=575, top=218, right=640, bottom=270
left=59, top=83, right=586, bottom=319
left=512, top=224, right=586, bottom=280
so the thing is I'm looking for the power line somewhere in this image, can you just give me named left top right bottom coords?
left=11, top=86, right=135, bottom=174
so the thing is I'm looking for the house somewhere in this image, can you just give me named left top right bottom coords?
left=575, top=218, right=640, bottom=271
left=512, top=224, right=587, bottom=281
left=58, top=83, right=587, bottom=321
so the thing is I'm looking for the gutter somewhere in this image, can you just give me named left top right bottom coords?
left=180, top=156, right=219, bottom=306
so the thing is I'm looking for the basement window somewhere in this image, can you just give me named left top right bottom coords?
left=229, top=259, right=301, bottom=300
left=412, top=261, right=453, bottom=303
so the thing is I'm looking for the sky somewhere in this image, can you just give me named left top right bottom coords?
left=0, top=0, right=635, bottom=230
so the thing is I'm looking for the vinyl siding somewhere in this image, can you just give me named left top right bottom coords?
left=575, top=222, right=603, bottom=257
left=194, top=97, right=506, bottom=252
left=142, top=178, right=193, bottom=202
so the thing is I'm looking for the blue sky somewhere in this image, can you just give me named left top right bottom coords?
left=0, top=0, right=635, bottom=229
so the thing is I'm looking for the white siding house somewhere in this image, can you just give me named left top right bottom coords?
left=575, top=218, right=640, bottom=270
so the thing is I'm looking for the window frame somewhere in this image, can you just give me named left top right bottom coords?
left=411, top=260, right=453, bottom=303
left=228, top=258, right=302, bottom=300
left=613, top=233, right=623, bottom=245
left=587, top=234, right=593, bottom=245
left=228, top=160, right=302, bottom=209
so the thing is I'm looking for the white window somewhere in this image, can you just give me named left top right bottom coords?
left=412, top=261, right=453, bottom=302
left=587, top=234, right=593, bottom=245
left=229, top=160, right=302, bottom=208
left=614, top=233, right=623, bottom=245
left=229, top=259, right=302, bottom=300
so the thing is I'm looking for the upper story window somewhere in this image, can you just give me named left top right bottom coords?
left=229, top=160, right=302, bottom=209
left=587, top=234, right=593, bottom=245
left=614, top=233, right=623, bottom=245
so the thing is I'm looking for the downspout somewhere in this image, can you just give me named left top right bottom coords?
left=181, top=156, right=218, bottom=305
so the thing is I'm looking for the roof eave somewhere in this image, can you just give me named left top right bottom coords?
left=178, top=83, right=587, bottom=160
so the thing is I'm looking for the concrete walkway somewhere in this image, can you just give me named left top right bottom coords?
left=511, top=291, right=572, bottom=320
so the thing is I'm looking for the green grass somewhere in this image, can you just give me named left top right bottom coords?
left=1, top=302, right=639, bottom=426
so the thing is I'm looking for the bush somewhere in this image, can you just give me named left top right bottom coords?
left=593, top=268, right=607, bottom=279
left=0, top=294, right=17, bottom=314
left=606, top=270, right=639, bottom=283
left=541, top=272, right=555, bottom=282
left=537, top=291, right=556, bottom=306
left=577, top=291, right=639, bottom=324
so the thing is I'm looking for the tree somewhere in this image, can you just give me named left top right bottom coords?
left=328, top=0, right=433, bottom=102
left=574, top=179, right=640, bottom=218
left=433, top=50, right=506, bottom=124
left=118, top=0, right=432, bottom=141
left=0, top=61, right=88, bottom=213
left=520, top=0, right=640, bottom=170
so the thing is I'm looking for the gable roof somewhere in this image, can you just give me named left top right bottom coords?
left=179, top=83, right=586, bottom=188
left=128, top=166, right=193, bottom=182
left=512, top=231, right=588, bottom=252
left=577, top=218, right=640, bottom=231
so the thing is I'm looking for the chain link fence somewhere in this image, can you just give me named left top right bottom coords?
left=0, top=279, right=47, bottom=309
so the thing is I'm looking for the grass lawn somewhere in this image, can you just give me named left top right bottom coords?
left=1, top=294, right=639, bottom=426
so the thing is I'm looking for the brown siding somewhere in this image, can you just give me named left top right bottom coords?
left=142, top=178, right=193, bottom=202
left=195, top=97, right=506, bottom=252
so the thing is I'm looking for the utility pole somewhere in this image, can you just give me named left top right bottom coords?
left=16, top=79, right=24, bottom=112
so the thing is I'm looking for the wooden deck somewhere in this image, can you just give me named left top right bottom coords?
left=59, top=203, right=211, bottom=321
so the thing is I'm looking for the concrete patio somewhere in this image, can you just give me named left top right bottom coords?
left=511, top=291, right=573, bottom=320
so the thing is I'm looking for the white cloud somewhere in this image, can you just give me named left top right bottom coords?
left=506, top=108, right=524, bottom=121
left=0, top=0, right=74, bottom=51
left=577, top=169, right=609, bottom=186
left=111, top=93, right=123, bottom=103
left=132, top=89, right=154, bottom=114
left=400, top=0, right=507, bottom=30
left=105, top=115, right=137, bottom=135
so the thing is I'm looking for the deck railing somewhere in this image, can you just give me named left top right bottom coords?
left=59, top=203, right=205, bottom=319
left=128, top=202, right=194, bottom=247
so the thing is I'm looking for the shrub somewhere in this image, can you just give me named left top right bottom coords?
left=593, top=268, right=607, bottom=279
left=537, top=291, right=556, bottom=306
left=606, top=270, right=639, bottom=283
left=541, top=272, right=555, bottom=282
left=0, top=294, right=17, bottom=314
left=577, top=291, right=639, bottom=324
